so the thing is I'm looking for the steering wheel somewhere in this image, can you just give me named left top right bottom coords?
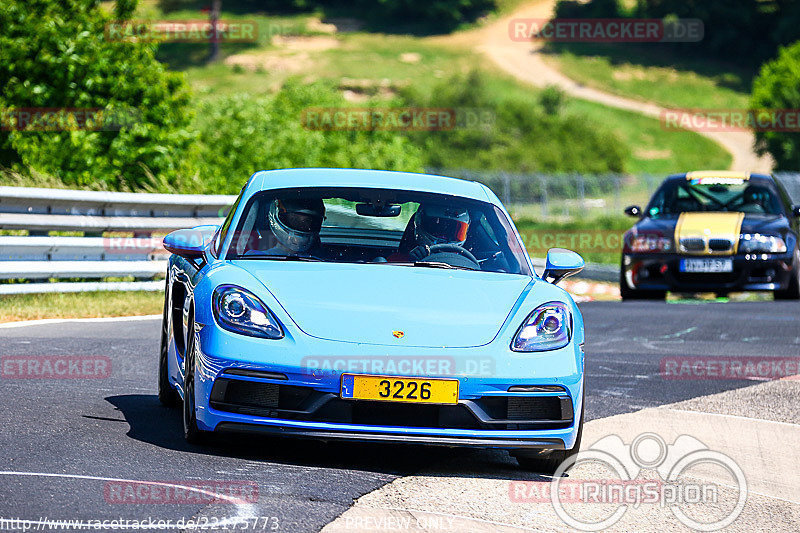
left=423, top=243, right=480, bottom=264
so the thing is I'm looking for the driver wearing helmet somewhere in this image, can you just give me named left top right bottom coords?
left=389, top=204, right=471, bottom=262
left=263, top=197, right=326, bottom=256
left=741, top=184, right=772, bottom=213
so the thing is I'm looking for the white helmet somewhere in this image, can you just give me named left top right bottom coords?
left=413, top=204, right=470, bottom=248
left=268, top=198, right=324, bottom=253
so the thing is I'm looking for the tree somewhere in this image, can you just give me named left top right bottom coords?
left=751, top=41, right=800, bottom=170
left=0, top=0, right=195, bottom=190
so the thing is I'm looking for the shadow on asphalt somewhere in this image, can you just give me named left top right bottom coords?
left=106, top=394, right=551, bottom=481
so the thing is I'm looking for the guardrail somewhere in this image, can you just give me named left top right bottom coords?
left=0, top=187, right=235, bottom=294
left=13, top=173, right=799, bottom=294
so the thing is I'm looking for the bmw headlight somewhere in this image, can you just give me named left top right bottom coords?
left=212, top=285, right=284, bottom=339
left=739, top=233, right=787, bottom=253
left=511, top=302, right=572, bottom=352
left=628, top=234, right=673, bottom=253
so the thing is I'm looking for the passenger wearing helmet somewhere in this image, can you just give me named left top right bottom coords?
left=264, top=198, right=326, bottom=256
left=389, top=204, right=471, bottom=262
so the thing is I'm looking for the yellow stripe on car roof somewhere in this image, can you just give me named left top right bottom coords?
left=685, top=171, right=750, bottom=180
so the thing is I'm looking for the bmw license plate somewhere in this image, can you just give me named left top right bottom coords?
left=340, top=374, right=459, bottom=405
left=680, top=258, right=733, bottom=273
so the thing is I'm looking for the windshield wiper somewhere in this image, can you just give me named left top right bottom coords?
left=239, top=254, right=322, bottom=262
left=412, top=261, right=470, bottom=270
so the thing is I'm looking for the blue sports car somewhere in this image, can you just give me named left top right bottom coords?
left=159, top=169, right=586, bottom=472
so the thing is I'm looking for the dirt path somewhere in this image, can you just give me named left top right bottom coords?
left=451, top=0, right=773, bottom=172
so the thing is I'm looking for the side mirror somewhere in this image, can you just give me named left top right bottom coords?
left=356, top=203, right=402, bottom=217
left=624, top=205, right=642, bottom=217
left=792, top=204, right=800, bottom=217
left=163, top=225, right=218, bottom=260
left=542, top=248, right=584, bottom=284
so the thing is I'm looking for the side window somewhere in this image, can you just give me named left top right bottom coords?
left=213, top=190, right=243, bottom=258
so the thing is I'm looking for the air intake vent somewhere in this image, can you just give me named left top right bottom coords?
left=224, top=380, right=279, bottom=409
left=708, top=238, right=733, bottom=252
left=507, top=396, right=562, bottom=420
left=679, top=237, right=705, bottom=253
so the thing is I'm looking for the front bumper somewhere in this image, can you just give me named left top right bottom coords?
left=180, top=338, right=584, bottom=451
left=623, top=251, right=795, bottom=292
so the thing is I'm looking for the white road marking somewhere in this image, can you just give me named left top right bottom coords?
left=0, top=471, right=257, bottom=528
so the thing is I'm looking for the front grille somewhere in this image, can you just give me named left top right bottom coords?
left=708, top=238, right=734, bottom=252
left=680, top=237, right=705, bottom=253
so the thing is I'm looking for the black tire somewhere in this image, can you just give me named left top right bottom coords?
left=514, top=387, right=585, bottom=475
left=774, top=247, right=800, bottom=300
left=183, top=310, right=209, bottom=444
left=619, top=258, right=666, bottom=301
left=158, top=281, right=178, bottom=408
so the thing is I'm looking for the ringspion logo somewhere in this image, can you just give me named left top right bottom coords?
left=511, top=433, right=747, bottom=531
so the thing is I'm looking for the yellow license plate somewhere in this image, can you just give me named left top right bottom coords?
left=340, top=374, right=459, bottom=405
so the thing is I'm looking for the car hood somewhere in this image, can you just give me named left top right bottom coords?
left=633, top=214, right=789, bottom=238
left=234, top=261, right=532, bottom=347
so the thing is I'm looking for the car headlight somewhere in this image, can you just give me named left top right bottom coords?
left=628, top=234, right=673, bottom=253
left=212, top=285, right=284, bottom=339
left=511, top=302, right=572, bottom=352
left=739, top=233, right=787, bottom=253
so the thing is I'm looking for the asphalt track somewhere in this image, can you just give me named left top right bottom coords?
left=0, top=300, right=797, bottom=532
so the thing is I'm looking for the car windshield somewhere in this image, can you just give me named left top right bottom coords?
left=646, top=177, right=784, bottom=218
left=225, top=187, right=531, bottom=275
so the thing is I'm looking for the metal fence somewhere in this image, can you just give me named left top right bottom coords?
left=429, top=169, right=663, bottom=218
left=0, top=187, right=234, bottom=294
left=434, top=170, right=800, bottom=218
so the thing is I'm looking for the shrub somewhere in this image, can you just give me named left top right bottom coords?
left=187, top=81, right=425, bottom=193
left=751, top=41, right=800, bottom=170
left=0, top=0, right=195, bottom=191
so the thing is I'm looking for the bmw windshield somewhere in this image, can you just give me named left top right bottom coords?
left=646, top=177, right=784, bottom=219
left=223, top=187, right=532, bottom=275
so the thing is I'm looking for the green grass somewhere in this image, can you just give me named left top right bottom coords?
left=542, top=43, right=753, bottom=110
left=515, top=215, right=631, bottom=264
left=141, top=3, right=732, bottom=182
left=474, top=65, right=732, bottom=175
left=0, top=291, right=163, bottom=322
left=567, top=99, right=732, bottom=175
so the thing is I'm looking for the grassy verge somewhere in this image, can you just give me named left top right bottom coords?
left=0, top=291, right=163, bottom=323
left=541, top=43, right=752, bottom=111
